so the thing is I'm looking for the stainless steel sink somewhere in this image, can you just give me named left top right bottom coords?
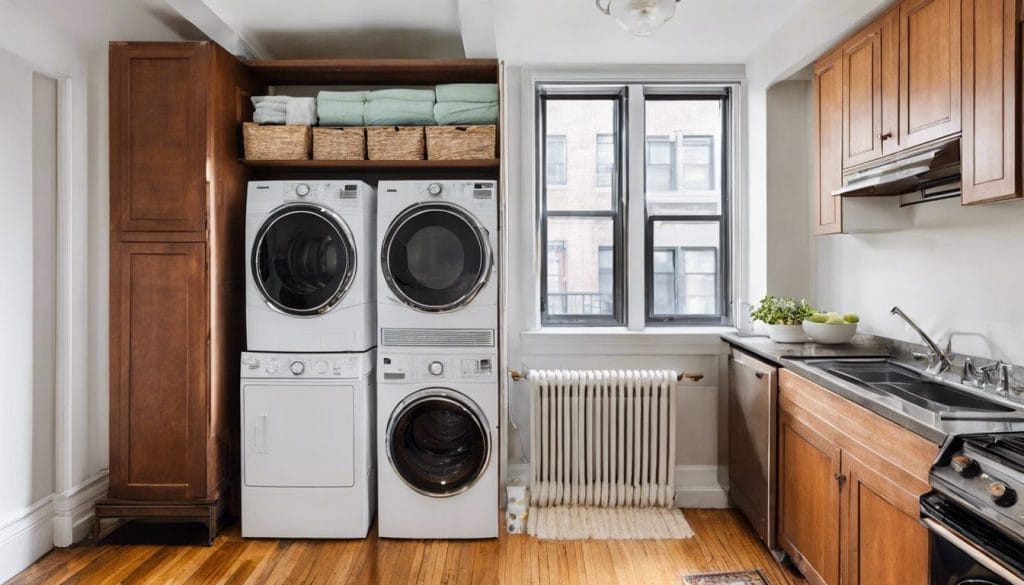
left=804, top=358, right=1016, bottom=414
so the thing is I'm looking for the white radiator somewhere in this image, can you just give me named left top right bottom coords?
left=528, top=370, right=678, bottom=508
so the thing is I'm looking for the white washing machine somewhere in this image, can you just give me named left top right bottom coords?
left=377, top=347, right=498, bottom=539
left=241, top=350, right=375, bottom=538
left=376, top=180, right=498, bottom=349
left=246, top=180, right=375, bottom=353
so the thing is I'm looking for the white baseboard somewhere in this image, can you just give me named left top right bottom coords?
left=0, top=497, right=55, bottom=583
left=53, top=470, right=108, bottom=547
left=503, top=464, right=730, bottom=509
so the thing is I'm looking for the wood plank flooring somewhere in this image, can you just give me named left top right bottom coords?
left=9, top=510, right=807, bottom=584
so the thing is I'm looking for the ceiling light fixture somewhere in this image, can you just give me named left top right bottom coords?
left=595, top=0, right=681, bottom=37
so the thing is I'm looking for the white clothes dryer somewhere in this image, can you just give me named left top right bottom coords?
left=246, top=180, right=375, bottom=353
left=376, top=180, right=497, bottom=350
left=376, top=347, right=498, bottom=539
left=241, top=350, right=375, bottom=538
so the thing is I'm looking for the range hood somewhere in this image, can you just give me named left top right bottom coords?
left=832, top=137, right=961, bottom=201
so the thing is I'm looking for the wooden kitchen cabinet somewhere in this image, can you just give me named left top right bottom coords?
left=100, top=41, right=262, bottom=542
left=777, top=370, right=938, bottom=585
left=961, top=0, right=1021, bottom=204
left=842, top=8, right=900, bottom=167
left=814, top=49, right=844, bottom=235
left=899, top=0, right=962, bottom=148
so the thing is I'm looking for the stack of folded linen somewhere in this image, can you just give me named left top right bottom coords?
left=363, top=88, right=437, bottom=126
left=251, top=95, right=318, bottom=125
left=317, top=91, right=367, bottom=126
left=434, top=83, right=498, bottom=125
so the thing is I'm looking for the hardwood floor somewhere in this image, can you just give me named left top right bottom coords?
left=9, top=510, right=807, bottom=584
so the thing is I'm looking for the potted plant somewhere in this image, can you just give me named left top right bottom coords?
left=749, top=296, right=816, bottom=343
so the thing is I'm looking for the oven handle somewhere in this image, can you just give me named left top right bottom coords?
left=923, top=518, right=1024, bottom=585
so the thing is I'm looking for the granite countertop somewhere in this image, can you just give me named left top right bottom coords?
left=722, top=332, right=1024, bottom=444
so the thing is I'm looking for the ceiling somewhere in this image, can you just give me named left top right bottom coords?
left=6, top=0, right=204, bottom=47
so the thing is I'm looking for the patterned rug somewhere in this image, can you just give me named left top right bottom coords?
left=681, top=570, right=770, bottom=585
left=527, top=506, right=694, bottom=540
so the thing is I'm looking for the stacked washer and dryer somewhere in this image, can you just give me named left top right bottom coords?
left=375, top=180, right=500, bottom=539
left=240, top=180, right=377, bottom=538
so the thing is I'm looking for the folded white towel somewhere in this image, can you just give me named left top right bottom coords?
left=253, top=110, right=286, bottom=125
left=252, top=95, right=290, bottom=106
left=285, top=97, right=316, bottom=126
left=255, top=103, right=287, bottom=113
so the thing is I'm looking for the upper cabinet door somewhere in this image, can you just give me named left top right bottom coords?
left=110, top=43, right=209, bottom=236
left=842, top=9, right=900, bottom=168
left=899, top=0, right=962, bottom=149
left=961, top=0, right=1021, bottom=204
left=814, top=50, right=844, bottom=235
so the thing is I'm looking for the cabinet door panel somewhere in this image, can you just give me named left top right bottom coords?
left=110, top=242, right=208, bottom=500
left=842, top=454, right=929, bottom=585
left=899, top=0, right=962, bottom=148
left=843, top=9, right=900, bottom=168
left=110, top=44, right=209, bottom=235
left=961, top=0, right=1020, bottom=204
left=778, top=409, right=841, bottom=585
left=814, top=51, right=844, bottom=235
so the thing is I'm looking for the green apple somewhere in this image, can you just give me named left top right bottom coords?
left=843, top=313, right=860, bottom=324
left=807, top=313, right=829, bottom=323
left=825, top=315, right=845, bottom=324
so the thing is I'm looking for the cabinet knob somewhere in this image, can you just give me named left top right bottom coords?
left=835, top=472, right=847, bottom=486
left=878, top=131, right=893, bottom=141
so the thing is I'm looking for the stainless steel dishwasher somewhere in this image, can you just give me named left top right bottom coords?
left=728, top=348, right=778, bottom=551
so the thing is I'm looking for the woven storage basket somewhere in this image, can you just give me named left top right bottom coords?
left=426, top=125, right=497, bottom=160
left=243, top=123, right=311, bottom=160
left=366, top=126, right=425, bottom=160
left=313, top=127, right=366, bottom=160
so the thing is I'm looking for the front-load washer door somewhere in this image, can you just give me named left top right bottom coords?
left=381, top=202, right=492, bottom=312
left=387, top=388, right=491, bottom=497
left=244, top=384, right=355, bottom=487
left=252, top=203, right=357, bottom=316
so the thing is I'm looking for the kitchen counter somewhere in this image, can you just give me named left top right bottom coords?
left=722, top=333, right=1024, bottom=444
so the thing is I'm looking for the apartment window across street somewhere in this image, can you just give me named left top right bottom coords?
left=539, top=85, right=730, bottom=326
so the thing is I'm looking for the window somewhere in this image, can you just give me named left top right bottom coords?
left=682, top=135, right=714, bottom=191
left=538, top=84, right=730, bottom=327
left=646, top=136, right=676, bottom=192
left=545, top=135, right=567, bottom=186
left=596, top=134, right=614, bottom=187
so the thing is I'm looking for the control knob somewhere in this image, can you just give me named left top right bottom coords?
left=989, top=481, right=1018, bottom=507
left=295, top=183, right=311, bottom=197
left=951, top=455, right=982, bottom=479
left=428, top=361, right=445, bottom=376
left=314, top=360, right=329, bottom=374
left=427, top=183, right=444, bottom=197
left=265, top=359, right=279, bottom=374
left=290, top=361, right=305, bottom=375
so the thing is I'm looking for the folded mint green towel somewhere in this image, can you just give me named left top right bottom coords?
left=318, top=100, right=365, bottom=126
left=434, top=102, right=498, bottom=125
left=317, top=90, right=368, bottom=103
left=367, top=88, right=436, bottom=102
left=364, top=99, right=436, bottom=126
left=435, top=83, right=499, bottom=104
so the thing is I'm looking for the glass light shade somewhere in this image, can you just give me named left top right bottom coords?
left=609, top=0, right=677, bottom=36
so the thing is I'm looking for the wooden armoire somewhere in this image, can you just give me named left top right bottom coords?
left=96, top=41, right=263, bottom=543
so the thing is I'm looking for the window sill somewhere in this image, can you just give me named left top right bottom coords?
left=519, top=326, right=736, bottom=354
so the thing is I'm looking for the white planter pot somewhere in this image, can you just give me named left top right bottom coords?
left=767, top=324, right=808, bottom=343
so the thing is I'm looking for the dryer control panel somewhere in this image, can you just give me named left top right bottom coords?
left=380, top=353, right=496, bottom=383
left=241, top=351, right=374, bottom=380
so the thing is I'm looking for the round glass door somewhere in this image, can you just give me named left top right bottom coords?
left=381, top=202, right=492, bottom=312
left=252, top=203, right=357, bottom=316
left=387, top=389, right=490, bottom=497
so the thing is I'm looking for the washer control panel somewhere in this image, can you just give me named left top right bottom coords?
left=241, top=351, right=373, bottom=380
left=380, top=354, right=496, bottom=383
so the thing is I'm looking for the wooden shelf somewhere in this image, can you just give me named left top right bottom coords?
left=240, top=158, right=499, bottom=171
left=244, top=58, right=499, bottom=86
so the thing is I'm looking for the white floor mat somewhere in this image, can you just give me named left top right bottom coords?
left=526, top=506, right=695, bottom=540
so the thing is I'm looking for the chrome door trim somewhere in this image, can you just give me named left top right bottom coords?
left=251, top=202, right=357, bottom=317
left=923, top=517, right=1024, bottom=585
left=380, top=201, right=494, bottom=313
left=385, top=387, right=492, bottom=498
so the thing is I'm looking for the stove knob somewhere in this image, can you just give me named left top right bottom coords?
left=951, top=455, right=981, bottom=479
left=295, top=183, right=311, bottom=197
left=290, top=361, right=305, bottom=376
left=427, top=183, right=444, bottom=197
left=989, top=482, right=1018, bottom=507
left=428, top=361, right=444, bottom=376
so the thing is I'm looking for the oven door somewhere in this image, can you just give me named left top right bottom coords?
left=922, top=493, right=1024, bottom=585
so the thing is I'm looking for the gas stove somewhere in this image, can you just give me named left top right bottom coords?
left=924, top=432, right=1024, bottom=583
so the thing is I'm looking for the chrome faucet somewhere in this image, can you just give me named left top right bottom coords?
left=890, top=306, right=954, bottom=375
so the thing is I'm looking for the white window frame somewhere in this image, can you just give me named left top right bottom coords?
left=520, top=66, right=747, bottom=333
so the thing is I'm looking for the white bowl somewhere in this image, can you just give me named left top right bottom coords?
left=802, top=320, right=858, bottom=344
left=767, top=324, right=808, bottom=343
